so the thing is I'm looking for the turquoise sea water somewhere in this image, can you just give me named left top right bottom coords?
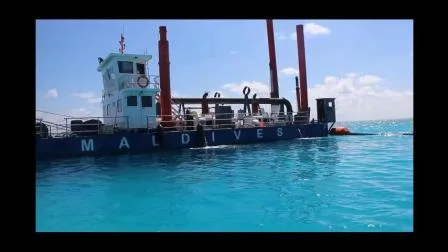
left=36, top=119, right=413, bottom=232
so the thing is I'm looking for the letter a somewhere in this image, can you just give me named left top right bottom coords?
left=119, top=137, right=130, bottom=149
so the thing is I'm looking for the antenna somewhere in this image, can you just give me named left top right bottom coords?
left=119, top=32, right=125, bottom=54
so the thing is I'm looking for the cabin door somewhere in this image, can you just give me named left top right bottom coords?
left=140, top=95, right=154, bottom=128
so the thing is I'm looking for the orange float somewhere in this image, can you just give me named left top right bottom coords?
left=330, top=127, right=350, bottom=135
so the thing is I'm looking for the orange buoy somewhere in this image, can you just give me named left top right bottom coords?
left=330, top=127, right=350, bottom=135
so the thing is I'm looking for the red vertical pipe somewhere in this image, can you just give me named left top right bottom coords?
left=158, top=26, right=173, bottom=126
left=296, top=25, right=308, bottom=111
left=266, top=20, right=279, bottom=99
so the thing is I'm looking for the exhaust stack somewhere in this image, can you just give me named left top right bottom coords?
left=158, top=26, right=173, bottom=126
left=266, top=19, right=279, bottom=99
left=296, top=25, right=309, bottom=112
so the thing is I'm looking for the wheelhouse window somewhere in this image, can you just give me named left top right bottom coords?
left=106, top=104, right=110, bottom=115
left=127, top=96, right=137, bottom=106
left=141, top=96, right=152, bottom=107
left=137, top=63, right=145, bottom=75
left=118, top=61, right=134, bottom=74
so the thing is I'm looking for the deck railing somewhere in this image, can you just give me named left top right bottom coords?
left=35, top=116, right=129, bottom=138
left=36, top=111, right=312, bottom=138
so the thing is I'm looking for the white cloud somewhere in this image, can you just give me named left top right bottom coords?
left=295, top=73, right=413, bottom=121
left=222, top=81, right=270, bottom=97
left=45, top=89, right=58, bottom=99
left=290, top=23, right=330, bottom=40
left=230, top=50, right=238, bottom=55
left=280, top=67, right=299, bottom=76
left=304, top=22, right=330, bottom=35
left=357, top=75, right=383, bottom=85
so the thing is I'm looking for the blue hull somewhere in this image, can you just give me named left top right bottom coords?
left=36, top=123, right=328, bottom=160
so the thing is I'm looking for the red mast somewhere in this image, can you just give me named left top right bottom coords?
left=266, top=19, right=279, bottom=99
left=158, top=26, right=173, bottom=127
left=296, top=25, right=309, bottom=112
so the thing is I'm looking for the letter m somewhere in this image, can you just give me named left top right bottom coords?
left=81, top=139, right=94, bottom=152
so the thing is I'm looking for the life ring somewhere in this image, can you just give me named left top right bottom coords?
left=137, top=75, right=149, bottom=88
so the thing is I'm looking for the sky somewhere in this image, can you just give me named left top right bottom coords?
left=36, top=19, right=413, bottom=123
